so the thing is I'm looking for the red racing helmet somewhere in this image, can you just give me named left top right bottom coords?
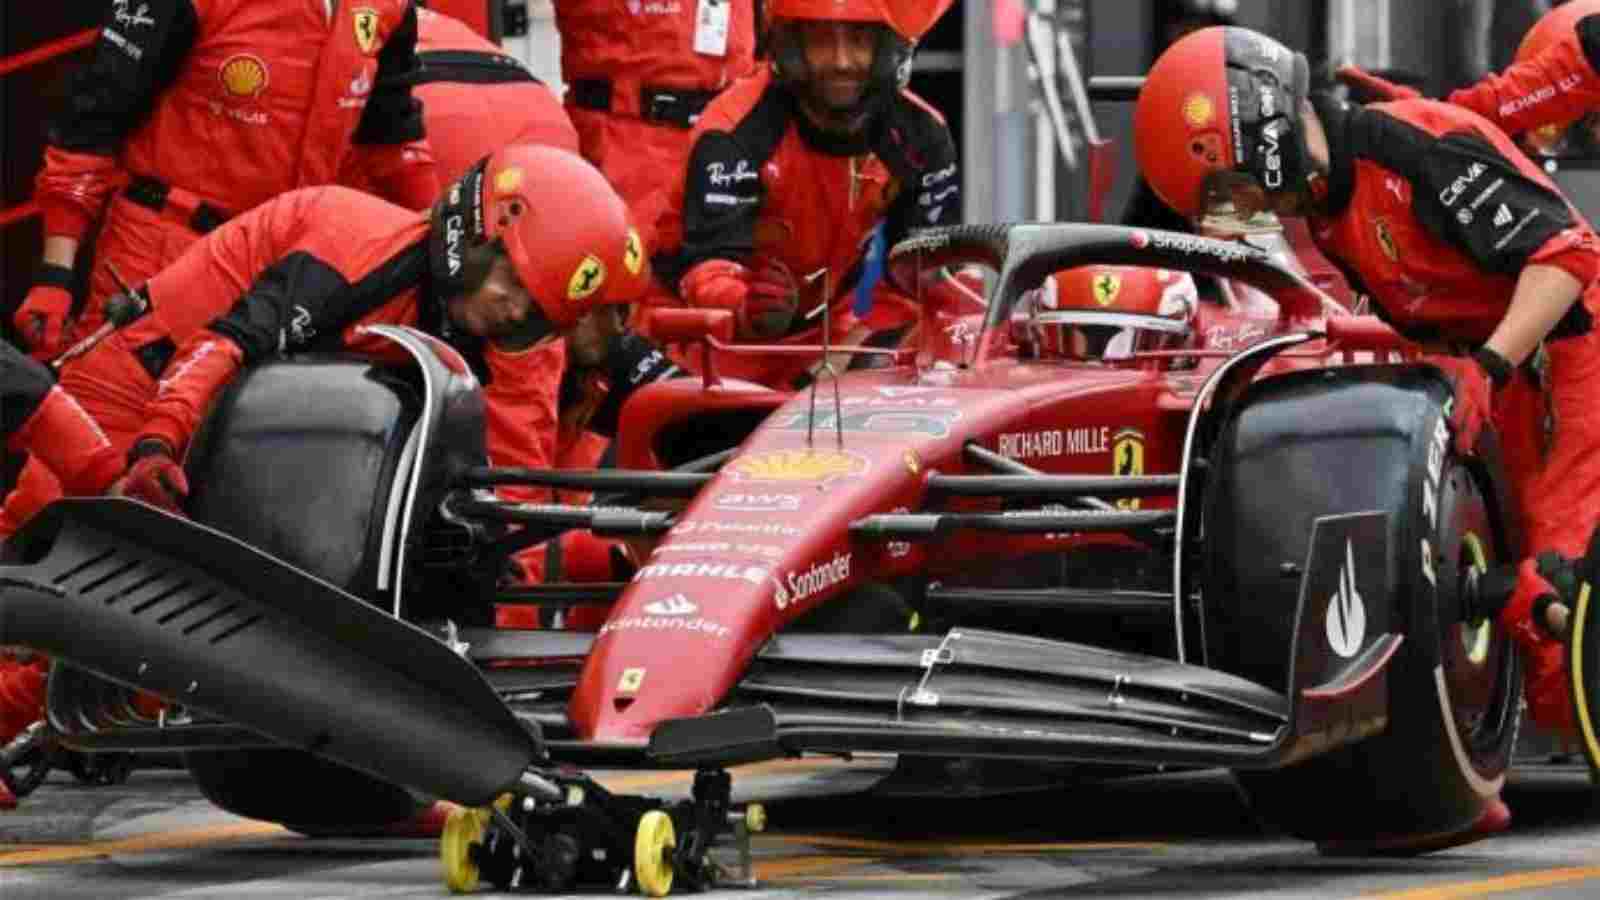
left=1133, top=26, right=1312, bottom=219
left=766, top=0, right=916, bottom=116
left=875, top=0, right=955, bottom=42
left=1515, top=0, right=1600, bottom=154
left=1020, top=265, right=1198, bottom=360
left=431, top=145, right=650, bottom=331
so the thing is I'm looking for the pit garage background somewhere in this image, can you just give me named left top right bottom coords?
left=0, top=0, right=1549, bottom=343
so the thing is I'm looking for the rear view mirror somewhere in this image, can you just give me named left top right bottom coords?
left=643, top=308, right=735, bottom=346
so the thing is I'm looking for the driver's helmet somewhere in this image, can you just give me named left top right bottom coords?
left=1133, top=26, right=1312, bottom=220
left=765, top=0, right=917, bottom=122
left=1513, top=0, right=1600, bottom=157
left=1023, top=265, right=1198, bottom=360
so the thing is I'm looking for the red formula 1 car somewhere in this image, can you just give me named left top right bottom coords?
left=0, top=222, right=1526, bottom=894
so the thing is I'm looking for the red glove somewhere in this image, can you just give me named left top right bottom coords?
left=747, top=261, right=800, bottom=338
left=1428, top=352, right=1501, bottom=455
left=113, top=439, right=190, bottom=513
left=680, top=259, right=759, bottom=334
left=680, top=259, right=751, bottom=310
left=1335, top=65, right=1422, bottom=102
left=14, top=280, right=74, bottom=361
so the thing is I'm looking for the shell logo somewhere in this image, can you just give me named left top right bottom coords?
left=1182, top=92, right=1215, bottom=128
left=219, top=54, right=269, bottom=99
left=495, top=167, right=523, bottom=194
left=731, top=449, right=868, bottom=483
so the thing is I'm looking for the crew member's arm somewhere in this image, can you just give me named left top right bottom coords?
left=675, top=128, right=778, bottom=335
left=1415, top=129, right=1600, bottom=367
left=345, top=1, right=438, bottom=210
left=1409, top=126, right=1600, bottom=452
left=1445, top=14, right=1600, bottom=137
left=2, top=342, right=120, bottom=494
left=877, top=96, right=960, bottom=248
left=21, top=0, right=200, bottom=355
left=136, top=209, right=386, bottom=463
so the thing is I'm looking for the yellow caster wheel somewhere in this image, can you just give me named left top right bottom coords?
left=633, top=809, right=677, bottom=897
left=745, top=804, right=767, bottom=834
left=440, top=805, right=490, bottom=894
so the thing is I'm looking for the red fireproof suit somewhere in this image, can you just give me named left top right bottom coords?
left=553, top=0, right=757, bottom=246
left=1446, top=12, right=1600, bottom=138
left=0, top=343, right=124, bottom=750
left=0, top=187, right=558, bottom=539
left=343, top=8, right=578, bottom=188
left=32, top=0, right=436, bottom=343
left=2, top=341, right=120, bottom=498
left=1309, top=97, right=1600, bottom=732
left=661, top=68, right=961, bottom=388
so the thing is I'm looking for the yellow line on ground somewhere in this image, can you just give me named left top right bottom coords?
left=774, top=873, right=958, bottom=883
left=0, top=821, right=288, bottom=867
left=1369, top=866, right=1600, bottom=898
left=755, top=854, right=882, bottom=880
left=764, top=834, right=1166, bottom=854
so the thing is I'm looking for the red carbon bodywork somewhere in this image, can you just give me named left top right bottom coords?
left=559, top=231, right=1392, bottom=746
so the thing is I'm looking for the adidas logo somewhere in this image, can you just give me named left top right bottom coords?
left=1494, top=204, right=1514, bottom=228
left=642, top=594, right=697, bottom=616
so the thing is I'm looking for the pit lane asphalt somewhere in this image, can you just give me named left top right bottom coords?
left=3, top=757, right=1600, bottom=899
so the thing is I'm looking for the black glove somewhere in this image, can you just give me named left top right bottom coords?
left=586, top=332, right=681, bottom=437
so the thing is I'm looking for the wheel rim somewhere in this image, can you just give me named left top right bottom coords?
left=634, top=809, right=676, bottom=898
left=1438, top=468, right=1520, bottom=769
left=1458, top=533, right=1492, bottom=665
left=440, top=806, right=487, bottom=894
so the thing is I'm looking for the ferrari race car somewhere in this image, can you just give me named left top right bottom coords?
left=0, top=222, right=1530, bottom=893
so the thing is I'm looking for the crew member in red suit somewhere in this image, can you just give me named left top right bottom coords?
left=0, top=342, right=125, bottom=775
left=663, top=0, right=960, bottom=389
left=1, top=344, right=122, bottom=508
left=1137, top=24, right=1600, bottom=845
left=0, top=146, right=650, bottom=745
left=554, top=0, right=757, bottom=247
left=333, top=8, right=628, bottom=595
left=1340, top=0, right=1600, bottom=156
left=344, top=7, right=578, bottom=188
left=16, top=0, right=439, bottom=363
left=0, top=145, right=648, bottom=536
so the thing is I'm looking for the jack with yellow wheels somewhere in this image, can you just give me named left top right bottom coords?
left=634, top=810, right=677, bottom=897
left=436, top=767, right=766, bottom=895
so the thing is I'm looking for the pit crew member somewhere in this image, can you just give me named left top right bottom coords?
left=1136, top=24, right=1600, bottom=828
left=17, top=0, right=438, bottom=361
left=663, top=0, right=960, bottom=389
left=0, top=145, right=649, bottom=539
left=554, top=0, right=757, bottom=245
left=342, top=6, right=579, bottom=188
left=2, top=342, right=121, bottom=504
left=1340, top=0, right=1600, bottom=156
left=0, top=342, right=122, bottom=756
